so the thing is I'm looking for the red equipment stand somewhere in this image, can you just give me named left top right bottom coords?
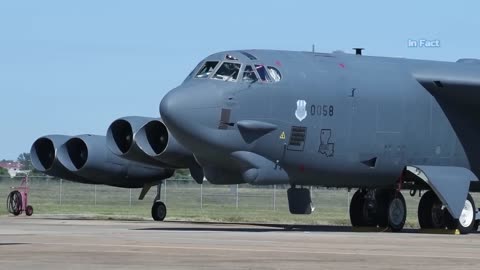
left=6, top=175, right=33, bottom=216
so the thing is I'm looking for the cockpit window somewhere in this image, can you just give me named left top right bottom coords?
left=255, top=65, right=271, bottom=82
left=196, top=61, right=219, bottom=78
left=212, top=62, right=241, bottom=82
left=267, top=66, right=282, bottom=82
left=242, top=65, right=258, bottom=82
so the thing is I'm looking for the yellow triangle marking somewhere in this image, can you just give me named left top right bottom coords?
left=280, top=132, right=286, bottom=140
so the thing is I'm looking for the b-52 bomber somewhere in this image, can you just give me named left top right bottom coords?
left=32, top=48, right=480, bottom=234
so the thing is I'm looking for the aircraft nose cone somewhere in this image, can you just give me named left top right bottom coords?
left=159, top=90, right=177, bottom=125
left=160, top=89, right=193, bottom=136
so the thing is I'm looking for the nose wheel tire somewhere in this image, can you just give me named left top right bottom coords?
left=151, top=201, right=167, bottom=221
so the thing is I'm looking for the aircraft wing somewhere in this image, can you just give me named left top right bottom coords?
left=415, top=72, right=480, bottom=105
left=414, top=69, right=480, bottom=175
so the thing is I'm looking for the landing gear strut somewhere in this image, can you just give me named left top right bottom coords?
left=151, top=182, right=167, bottom=221
left=349, top=189, right=406, bottom=232
left=418, top=190, right=476, bottom=234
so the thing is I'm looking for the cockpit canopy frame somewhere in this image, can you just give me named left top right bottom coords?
left=192, top=54, right=282, bottom=83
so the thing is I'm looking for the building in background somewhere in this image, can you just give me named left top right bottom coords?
left=0, top=161, right=23, bottom=171
left=0, top=161, right=24, bottom=177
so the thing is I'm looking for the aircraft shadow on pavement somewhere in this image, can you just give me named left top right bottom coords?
left=135, top=221, right=419, bottom=233
left=0, top=243, right=29, bottom=246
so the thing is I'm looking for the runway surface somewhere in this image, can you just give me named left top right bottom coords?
left=1, top=217, right=480, bottom=269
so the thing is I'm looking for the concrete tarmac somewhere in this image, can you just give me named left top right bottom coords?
left=1, top=216, right=480, bottom=270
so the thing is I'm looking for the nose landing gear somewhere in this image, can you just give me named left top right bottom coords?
left=151, top=183, right=167, bottom=221
left=138, top=182, right=167, bottom=221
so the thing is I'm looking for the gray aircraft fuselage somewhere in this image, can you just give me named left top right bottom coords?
left=160, top=50, right=480, bottom=190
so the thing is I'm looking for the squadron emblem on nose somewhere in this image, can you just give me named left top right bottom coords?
left=295, top=100, right=307, bottom=122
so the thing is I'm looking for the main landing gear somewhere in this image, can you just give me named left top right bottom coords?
left=349, top=189, right=406, bottom=232
left=349, top=188, right=477, bottom=234
left=418, top=191, right=476, bottom=234
left=151, top=183, right=167, bottom=221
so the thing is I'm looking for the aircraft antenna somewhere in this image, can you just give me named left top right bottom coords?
left=353, top=48, right=364, bottom=55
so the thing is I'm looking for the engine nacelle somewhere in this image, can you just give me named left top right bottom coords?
left=108, top=116, right=204, bottom=183
left=30, top=135, right=95, bottom=184
left=58, top=134, right=174, bottom=188
left=106, top=116, right=166, bottom=167
left=135, top=119, right=195, bottom=168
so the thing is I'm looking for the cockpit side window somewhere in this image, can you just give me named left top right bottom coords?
left=267, top=66, right=282, bottom=82
left=212, top=62, right=241, bottom=82
left=255, top=65, right=271, bottom=82
left=242, top=65, right=258, bottom=82
left=195, top=61, right=219, bottom=78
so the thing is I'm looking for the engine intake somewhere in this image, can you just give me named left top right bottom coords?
left=108, top=119, right=133, bottom=155
left=31, top=137, right=56, bottom=171
left=136, top=119, right=194, bottom=168
left=65, top=138, right=89, bottom=170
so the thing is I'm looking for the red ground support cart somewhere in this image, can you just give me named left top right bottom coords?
left=6, top=175, right=33, bottom=216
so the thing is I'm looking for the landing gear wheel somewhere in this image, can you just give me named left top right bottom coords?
left=473, top=220, right=479, bottom=232
left=25, top=205, right=33, bottom=216
left=350, top=190, right=367, bottom=227
left=387, top=192, right=406, bottom=232
left=350, top=189, right=389, bottom=228
left=151, top=201, right=167, bottom=221
left=418, top=190, right=446, bottom=229
left=373, top=189, right=390, bottom=228
left=445, top=194, right=476, bottom=235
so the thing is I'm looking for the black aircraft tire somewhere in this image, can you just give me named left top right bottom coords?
left=473, top=220, right=479, bottom=232
left=418, top=191, right=437, bottom=229
left=350, top=190, right=366, bottom=227
left=374, top=189, right=390, bottom=228
left=445, top=194, right=476, bottom=235
left=151, top=201, right=167, bottom=221
left=387, top=192, right=407, bottom=232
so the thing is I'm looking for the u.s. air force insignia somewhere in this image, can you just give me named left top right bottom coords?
left=295, top=100, right=307, bottom=122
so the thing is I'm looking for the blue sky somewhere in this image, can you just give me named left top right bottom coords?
left=1, top=1, right=479, bottom=160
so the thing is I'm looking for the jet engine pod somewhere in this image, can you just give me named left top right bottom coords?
left=106, top=116, right=168, bottom=167
left=31, top=136, right=63, bottom=172
left=58, top=134, right=174, bottom=188
left=135, top=119, right=195, bottom=168
left=30, top=135, right=93, bottom=184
